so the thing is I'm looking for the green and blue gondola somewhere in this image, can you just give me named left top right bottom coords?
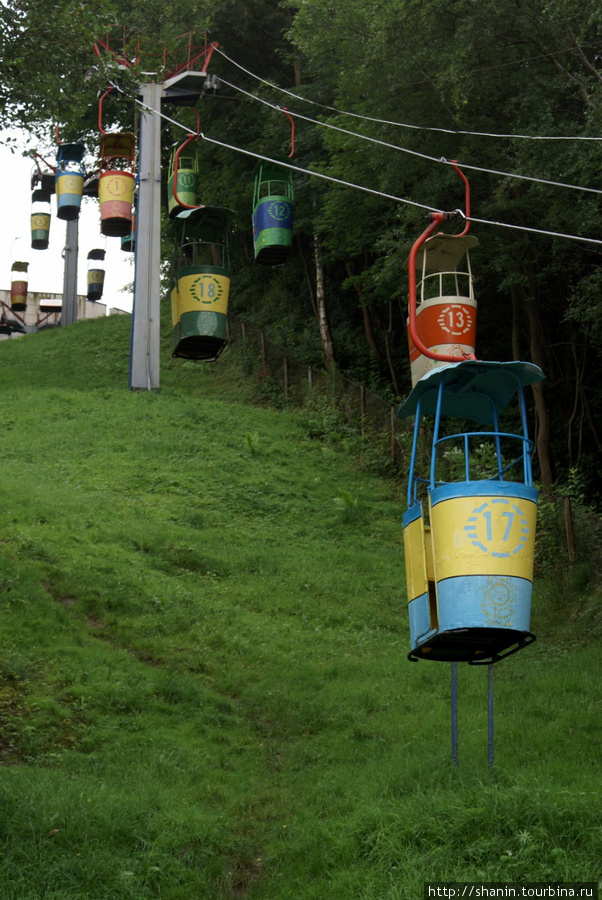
left=252, top=160, right=294, bottom=266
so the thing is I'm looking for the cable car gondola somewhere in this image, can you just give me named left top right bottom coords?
left=251, top=108, right=296, bottom=266
left=87, top=249, right=106, bottom=302
left=407, top=231, right=478, bottom=386
left=406, top=163, right=478, bottom=386
left=252, top=160, right=295, bottom=266
left=399, top=360, right=545, bottom=665
left=170, top=206, right=233, bottom=361
left=167, top=110, right=202, bottom=218
left=167, top=136, right=201, bottom=218
left=10, top=261, right=28, bottom=311
left=31, top=188, right=52, bottom=250
left=98, top=131, right=136, bottom=237
left=97, top=87, right=136, bottom=238
left=29, top=159, right=55, bottom=250
left=55, top=142, right=86, bottom=221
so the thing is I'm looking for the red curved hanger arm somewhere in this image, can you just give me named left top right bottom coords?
left=32, top=151, right=56, bottom=175
left=98, top=88, right=114, bottom=135
left=407, top=161, right=475, bottom=363
left=281, top=107, right=295, bottom=158
left=450, top=160, right=470, bottom=236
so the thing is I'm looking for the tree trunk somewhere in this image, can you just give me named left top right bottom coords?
left=298, top=236, right=319, bottom=321
left=522, top=276, right=554, bottom=493
left=286, top=10, right=303, bottom=88
left=345, top=262, right=381, bottom=360
left=582, top=388, right=602, bottom=457
left=510, top=284, right=522, bottom=361
left=292, top=47, right=302, bottom=88
left=382, top=301, right=402, bottom=397
left=314, top=234, right=335, bottom=369
left=567, top=340, right=586, bottom=468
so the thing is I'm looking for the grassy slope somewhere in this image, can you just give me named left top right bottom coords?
left=0, top=315, right=600, bottom=899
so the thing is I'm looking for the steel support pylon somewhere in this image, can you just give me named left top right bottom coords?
left=129, top=81, right=163, bottom=390
left=61, top=219, right=78, bottom=327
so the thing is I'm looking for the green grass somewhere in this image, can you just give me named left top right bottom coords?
left=0, top=314, right=600, bottom=898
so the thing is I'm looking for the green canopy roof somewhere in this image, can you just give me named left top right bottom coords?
left=170, top=206, right=234, bottom=237
left=397, top=360, right=545, bottom=423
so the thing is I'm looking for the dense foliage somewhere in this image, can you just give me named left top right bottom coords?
left=2, top=0, right=602, bottom=505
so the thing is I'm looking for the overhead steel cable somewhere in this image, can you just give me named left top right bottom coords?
left=217, top=75, right=602, bottom=197
left=214, top=45, right=602, bottom=143
left=136, top=95, right=440, bottom=213
left=199, top=131, right=442, bottom=213
left=132, top=94, right=602, bottom=248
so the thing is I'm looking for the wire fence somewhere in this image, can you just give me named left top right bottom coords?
left=226, top=317, right=602, bottom=580
left=227, top=316, right=411, bottom=471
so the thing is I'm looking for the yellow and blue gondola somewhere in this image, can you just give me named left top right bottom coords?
left=398, top=359, right=545, bottom=665
left=55, top=142, right=86, bottom=221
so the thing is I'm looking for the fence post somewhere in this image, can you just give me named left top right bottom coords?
left=260, top=331, right=267, bottom=371
left=360, top=384, right=366, bottom=436
left=564, top=497, right=576, bottom=565
left=228, top=314, right=402, bottom=471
